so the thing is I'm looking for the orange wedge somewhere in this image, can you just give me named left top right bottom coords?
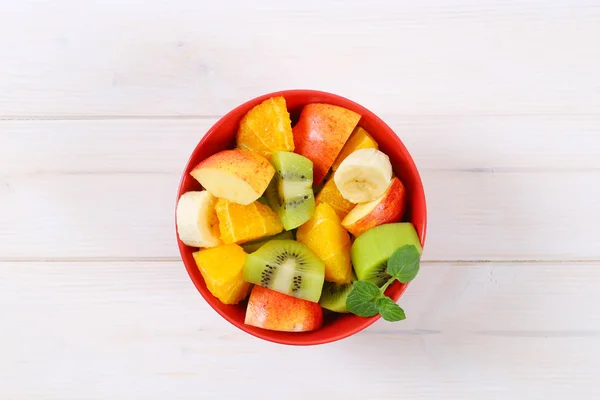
left=193, top=244, right=251, bottom=304
left=237, top=96, right=294, bottom=159
left=297, top=203, right=352, bottom=284
left=215, top=198, right=283, bottom=244
left=315, top=177, right=356, bottom=219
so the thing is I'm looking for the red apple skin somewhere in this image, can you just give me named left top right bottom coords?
left=293, top=104, right=361, bottom=186
left=244, top=286, right=323, bottom=332
left=342, top=177, right=407, bottom=237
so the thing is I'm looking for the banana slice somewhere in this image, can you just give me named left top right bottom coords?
left=176, top=191, right=222, bottom=248
left=333, top=148, right=393, bottom=203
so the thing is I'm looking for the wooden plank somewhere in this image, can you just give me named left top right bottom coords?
left=0, top=173, right=179, bottom=260
left=1, top=261, right=598, bottom=399
left=1, top=171, right=598, bottom=260
left=0, top=119, right=206, bottom=175
left=2, top=115, right=600, bottom=175
left=0, top=1, right=598, bottom=116
left=0, top=120, right=207, bottom=175
left=424, top=170, right=600, bottom=261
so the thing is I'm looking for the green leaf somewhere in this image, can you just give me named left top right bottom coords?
left=377, top=297, right=406, bottom=321
left=346, top=281, right=381, bottom=317
left=386, top=245, right=420, bottom=283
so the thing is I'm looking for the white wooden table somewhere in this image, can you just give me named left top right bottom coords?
left=2, top=1, right=599, bottom=398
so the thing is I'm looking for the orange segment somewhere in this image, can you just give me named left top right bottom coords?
left=237, top=96, right=294, bottom=159
left=193, top=244, right=251, bottom=304
left=256, top=200, right=284, bottom=236
left=315, top=177, right=356, bottom=219
left=215, top=198, right=283, bottom=244
left=331, top=126, right=379, bottom=171
left=297, top=203, right=352, bottom=284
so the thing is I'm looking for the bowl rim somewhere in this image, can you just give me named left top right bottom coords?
left=176, top=89, right=427, bottom=345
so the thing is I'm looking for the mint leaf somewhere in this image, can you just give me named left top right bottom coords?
left=387, top=245, right=420, bottom=283
left=347, top=247, right=419, bottom=322
left=346, top=281, right=381, bottom=317
left=377, top=297, right=406, bottom=321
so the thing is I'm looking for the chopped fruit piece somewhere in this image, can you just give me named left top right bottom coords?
left=342, top=177, right=406, bottom=237
left=256, top=196, right=270, bottom=206
left=297, top=203, right=352, bottom=284
left=265, top=151, right=315, bottom=230
left=215, top=199, right=283, bottom=244
left=319, top=273, right=356, bottom=313
left=241, top=230, right=295, bottom=254
left=193, top=244, right=251, bottom=304
left=245, top=286, right=323, bottom=332
left=176, top=191, right=222, bottom=248
left=237, top=96, right=295, bottom=159
left=331, top=126, right=379, bottom=171
left=315, top=177, right=356, bottom=219
left=243, top=240, right=325, bottom=303
left=190, top=149, right=274, bottom=205
left=293, top=104, right=361, bottom=186
left=334, top=148, right=392, bottom=203
left=351, top=223, right=422, bottom=286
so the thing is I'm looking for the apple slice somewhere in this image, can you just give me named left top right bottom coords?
left=342, top=177, right=406, bottom=237
left=176, top=191, right=222, bottom=248
left=244, top=286, right=323, bottom=332
left=293, top=104, right=361, bottom=186
left=190, top=149, right=275, bottom=205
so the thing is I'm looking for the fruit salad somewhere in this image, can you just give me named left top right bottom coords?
left=177, top=96, right=423, bottom=333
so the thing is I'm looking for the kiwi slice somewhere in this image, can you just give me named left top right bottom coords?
left=243, top=239, right=325, bottom=302
left=351, top=223, right=422, bottom=287
left=256, top=196, right=270, bottom=206
left=266, top=151, right=315, bottom=230
left=241, top=230, right=294, bottom=253
left=319, top=272, right=357, bottom=313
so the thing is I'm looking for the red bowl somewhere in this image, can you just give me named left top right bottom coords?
left=176, top=89, right=427, bottom=345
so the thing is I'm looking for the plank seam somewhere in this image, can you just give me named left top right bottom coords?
left=4, top=168, right=600, bottom=177
left=1, top=258, right=599, bottom=264
left=2, top=113, right=600, bottom=121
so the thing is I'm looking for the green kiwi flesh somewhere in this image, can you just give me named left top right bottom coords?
left=266, top=151, right=315, bottom=230
left=319, top=272, right=357, bottom=313
left=350, top=223, right=422, bottom=286
left=242, top=240, right=325, bottom=302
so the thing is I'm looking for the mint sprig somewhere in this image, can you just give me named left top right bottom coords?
left=346, top=245, right=420, bottom=322
left=377, top=297, right=406, bottom=321
left=345, top=281, right=380, bottom=317
left=387, top=244, right=420, bottom=283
